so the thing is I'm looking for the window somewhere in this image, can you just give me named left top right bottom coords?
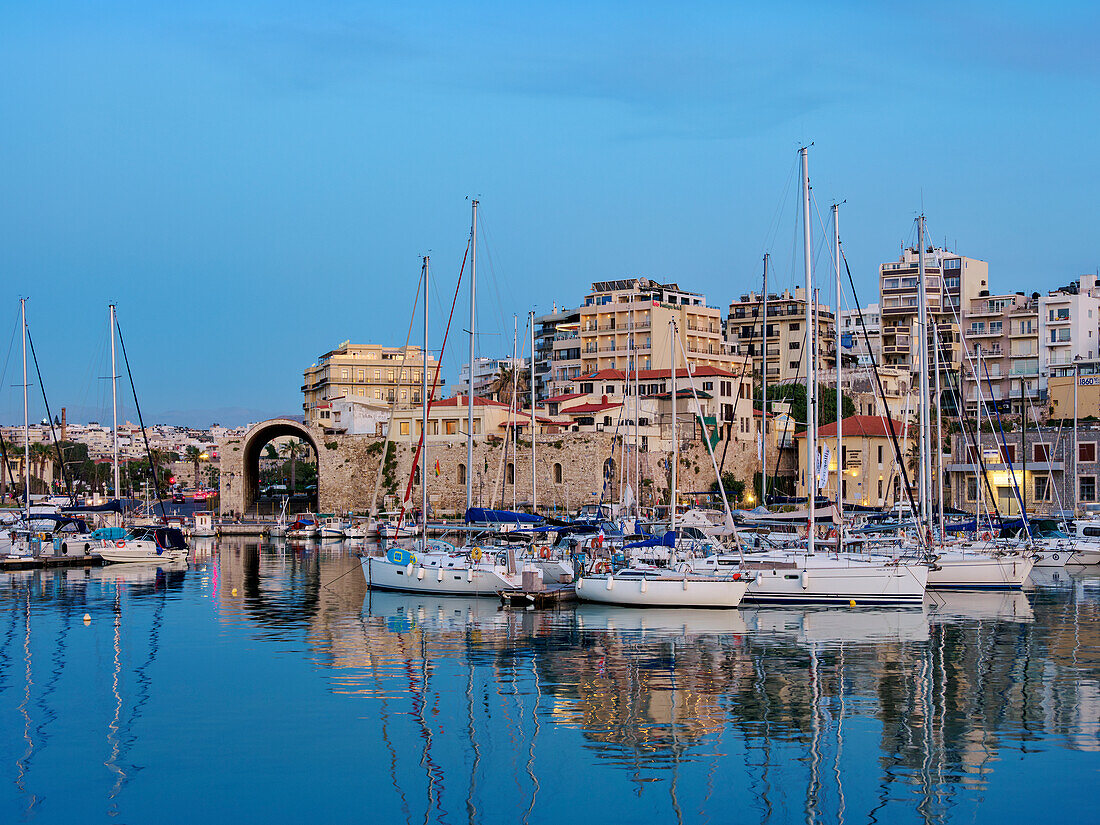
left=506, top=463, right=514, bottom=484
left=967, top=478, right=978, bottom=501
left=703, top=381, right=714, bottom=391
left=790, top=323, right=800, bottom=331
left=1080, top=443, right=1096, bottom=463
left=580, top=383, right=594, bottom=394
left=445, top=421, right=457, bottom=435
left=605, top=385, right=615, bottom=394
left=1033, top=443, right=1050, bottom=462
left=877, top=445, right=884, bottom=464
left=877, top=478, right=883, bottom=498
left=553, top=463, right=563, bottom=484
left=1034, top=476, right=1050, bottom=502
left=457, top=463, right=466, bottom=484
left=1000, top=444, right=1016, bottom=463
left=1080, top=476, right=1096, bottom=502
left=788, top=342, right=800, bottom=350
left=399, top=422, right=409, bottom=435
left=341, top=369, right=349, bottom=379
left=374, top=369, right=381, bottom=380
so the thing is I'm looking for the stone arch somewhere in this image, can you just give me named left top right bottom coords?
left=220, top=418, right=321, bottom=516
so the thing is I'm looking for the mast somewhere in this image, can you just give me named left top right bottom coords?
left=511, top=316, right=518, bottom=511
left=1074, top=360, right=1079, bottom=517
left=833, top=203, right=843, bottom=550
left=529, top=310, right=536, bottom=515
left=110, top=304, right=120, bottom=510
left=916, top=215, right=932, bottom=540
left=934, top=320, right=945, bottom=545
left=975, top=344, right=984, bottom=531
left=800, top=146, right=815, bottom=549
left=670, top=319, right=678, bottom=532
left=762, top=253, right=769, bottom=507
left=466, top=199, right=478, bottom=512
left=421, top=256, right=429, bottom=546
left=21, top=298, right=29, bottom=527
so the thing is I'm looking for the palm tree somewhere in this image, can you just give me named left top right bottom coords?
left=185, top=445, right=202, bottom=488
left=487, top=363, right=529, bottom=406
left=281, top=439, right=304, bottom=493
left=29, top=442, right=52, bottom=493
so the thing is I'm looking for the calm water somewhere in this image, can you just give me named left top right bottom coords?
left=1, top=539, right=1097, bottom=825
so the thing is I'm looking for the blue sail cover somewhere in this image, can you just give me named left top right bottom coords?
left=623, top=531, right=675, bottom=550
left=464, top=508, right=543, bottom=525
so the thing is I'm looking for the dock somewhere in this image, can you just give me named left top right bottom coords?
left=499, top=583, right=577, bottom=609
left=1, top=554, right=104, bottom=572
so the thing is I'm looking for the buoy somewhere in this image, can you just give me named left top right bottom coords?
left=83, top=613, right=91, bottom=624
left=849, top=599, right=856, bottom=608
left=231, top=588, right=238, bottom=596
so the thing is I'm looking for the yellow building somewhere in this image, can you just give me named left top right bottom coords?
left=302, top=341, right=440, bottom=427
left=578, top=279, right=733, bottom=376
left=1048, top=360, right=1100, bottom=421
left=796, top=415, right=909, bottom=508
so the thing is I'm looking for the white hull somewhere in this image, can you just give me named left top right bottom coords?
left=927, top=552, right=1033, bottom=589
left=361, top=556, right=519, bottom=596
left=100, top=547, right=187, bottom=564
left=576, top=573, right=748, bottom=608
left=692, top=553, right=928, bottom=604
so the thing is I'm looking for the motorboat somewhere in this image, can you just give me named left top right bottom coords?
left=576, top=565, right=749, bottom=608
left=319, top=515, right=345, bottom=539
left=97, top=526, right=189, bottom=564
left=191, top=510, right=216, bottom=537
left=286, top=515, right=320, bottom=539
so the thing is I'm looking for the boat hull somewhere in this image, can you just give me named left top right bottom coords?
left=361, top=556, right=517, bottom=597
left=742, top=560, right=928, bottom=605
left=576, top=574, right=748, bottom=608
left=927, top=553, right=1033, bottom=589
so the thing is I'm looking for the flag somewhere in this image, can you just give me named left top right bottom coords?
left=817, top=443, right=831, bottom=490
left=434, top=459, right=440, bottom=477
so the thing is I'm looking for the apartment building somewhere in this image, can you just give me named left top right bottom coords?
left=879, top=246, right=988, bottom=387
left=578, top=279, right=733, bottom=377
left=534, top=306, right=582, bottom=400
left=457, top=356, right=529, bottom=399
left=1038, top=274, right=1100, bottom=380
left=726, top=288, right=836, bottom=384
left=959, top=292, right=1040, bottom=415
left=839, top=303, right=881, bottom=367
left=302, top=341, right=440, bottom=427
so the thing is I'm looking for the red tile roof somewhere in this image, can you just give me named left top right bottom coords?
left=544, top=392, right=587, bottom=403
left=794, top=415, right=906, bottom=439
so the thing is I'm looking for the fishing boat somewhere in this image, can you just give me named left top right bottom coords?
left=286, top=515, right=320, bottom=539
left=191, top=510, right=216, bottom=537
left=319, top=515, right=345, bottom=539
left=97, top=526, right=189, bottom=563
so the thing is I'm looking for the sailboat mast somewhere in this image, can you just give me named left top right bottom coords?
left=917, top=215, right=932, bottom=540
left=833, top=204, right=843, bottom=547
left=529, top=309, right=536, bottom=514
left=933, top=320, right=945, bottom=545
left=21, top=298, right=29, bottom=526
left=511, top=316, right=518, bottom=511
left=670, top=319, right=678, bottom=532
left=421, top=256, right=429, bottom=545
left=762, top=253, right=769, bottom=507
left=800, top=147, right=815, bottom=549
left=467, top=199, right=478, bottom=512
left=110, top=304, right=119, bottom=506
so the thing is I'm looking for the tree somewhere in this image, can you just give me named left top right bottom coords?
left=763, top=383, right=855, bottom=433
left=709, top=472, right=746, bottom=504
left=185, top=445, right=202, bottom=487
left=281, top=439, right=304, bottom=492
left=487, top=363, right=528, bottom=407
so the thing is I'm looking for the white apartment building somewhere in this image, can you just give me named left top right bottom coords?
left=1038, top=275, right=1100, bottom=380
left=457, top=357, right=530, bottom=399
left=960, top=292, right=1041, bottom=415
left=839, top=303, right=881, bottom=367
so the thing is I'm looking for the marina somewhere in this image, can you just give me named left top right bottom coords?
left=0, top=537, right=1096, bottom=824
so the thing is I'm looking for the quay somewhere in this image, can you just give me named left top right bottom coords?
left=499, top=583, right=577, bottom=609
left=0, top=554, right=104, bottom=572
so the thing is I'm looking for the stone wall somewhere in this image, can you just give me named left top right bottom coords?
left=220, top=418, right=762, bottom=517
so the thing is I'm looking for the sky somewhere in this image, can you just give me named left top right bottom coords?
left=1, top=1, right=1097, bottom=427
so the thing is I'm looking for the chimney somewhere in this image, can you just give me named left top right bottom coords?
left=60, top=408, right=67, bottom=442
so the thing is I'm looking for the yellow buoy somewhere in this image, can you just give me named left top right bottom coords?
left=82, top=613, right=91, bottom=624
left=849, top=599, right=856, bottom=608
left=231, top=588, right=238, bottom=596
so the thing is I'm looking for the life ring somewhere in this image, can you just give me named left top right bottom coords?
left=593, top=561, right=611, bottom=574
left=826, top=529, right=838, bottom=540
left=471, top=546, right=482, bottom=563
left=980, top=531, right=992, bottom=542
left=116, top=539, right=126, bottom=548
left=539, top=546, right=550, bottom=559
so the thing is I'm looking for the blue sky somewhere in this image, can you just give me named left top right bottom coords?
left=0, top=1, right=1097, bottom=427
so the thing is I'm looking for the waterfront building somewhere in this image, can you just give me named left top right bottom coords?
left=1048, top=358, right=1100, bottom=422
left=879, top=245, right=988, bottom=389
left=457, top=356, right=529, bottom=399
left=945, top=424, right=1100, bottom=517
left=959, top=291, right=1041, bottom=416
left=534, top=306, right=582, bottom=400
left=795, top=416, right=910, bottom=509
left=1038, top=275, right=1100, bottom=382
left=302, top=341, right=440, bottom=427
left=839, top=303, right=882, bottom=367
left=726, top=288, right=835, bottom=384
left=578, top=279, right=733, bottom=376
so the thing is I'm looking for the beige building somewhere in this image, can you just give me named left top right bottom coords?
left=302, top=341, right=440, bottom=427
left=879, top=246, right=988, bottom=389
left=959, top=292, right=1040, bottom=415
left=727, top=288, right=836, bottom=384
left=796, top=416, right=910, bottom=508
left=1048, top=359, right=1100, bottom=422
left=578, top=279, right=733, bottom=376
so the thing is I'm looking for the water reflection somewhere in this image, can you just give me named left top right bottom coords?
left=0, top=540, right=1097, bottom=824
